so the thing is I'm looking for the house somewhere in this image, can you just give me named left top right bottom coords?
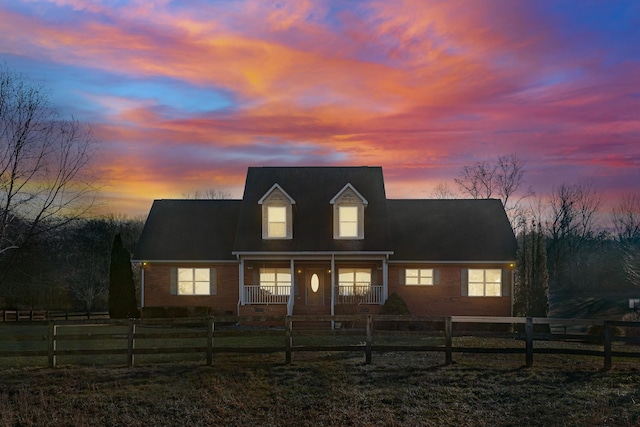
left=132, top=166, right=517, bottom=318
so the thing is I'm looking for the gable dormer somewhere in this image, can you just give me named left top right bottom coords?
left=330, top=183, right=367, bottom=240
left=258, top=183, right=295, bottom=239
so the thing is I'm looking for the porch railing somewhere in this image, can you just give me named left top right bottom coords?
left=336, top=283, right=382, bottom=304
left=244, top=285, right=290, bottom=305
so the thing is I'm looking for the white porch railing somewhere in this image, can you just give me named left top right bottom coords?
left=244, top=285, right=290, bottom=305
left=336, top=283, right=383, bottom=305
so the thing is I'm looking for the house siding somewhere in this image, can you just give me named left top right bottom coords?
left=389, top=264, right=512, bottom=317
left=142, top=263, right=239, bottom=315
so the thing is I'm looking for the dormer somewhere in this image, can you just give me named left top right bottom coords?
left=330, top=183, right=367, bottom=240
left=258, top=183, right=295, bottom=239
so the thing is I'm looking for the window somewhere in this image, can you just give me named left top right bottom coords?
left=178, top=268, right=210, bottom=295
left=331, top=184, right=366, bottom=240
left=406, top=269, right=433, bottom=285
left=468, top=269, right=502, bottom=296
left=339, top=206, right=358, bottom=237
left=259, top=184, right=295, bottom=240
left=267, top=206, right=287, bottom=238
left=338, top=268, right=371, bottom=295
left=260, top=268, right=291, bottom=296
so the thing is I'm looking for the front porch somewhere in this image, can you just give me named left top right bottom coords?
left=236, top=254, right=390, bottom=317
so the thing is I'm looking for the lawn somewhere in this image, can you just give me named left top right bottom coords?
left=1, top=350, right=639, bottom=427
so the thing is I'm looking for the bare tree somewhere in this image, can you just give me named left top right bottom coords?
left=0, top=66, right=96, bottom=267
left=455, top=160, right=496, bottom=199
left=612, top=193, right=640, bottom=242
left=545, top=182, right=603, bottom=289
left=430, top=181, right=458, bottom=199
left=182, top=188, right=231, bottom=200
left=455, top=154, right=531, bottom=228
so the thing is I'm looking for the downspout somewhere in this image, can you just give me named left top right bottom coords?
left=140, top=264, right=145, bottom=309
left=238, top=257, right=245, bottom=315
left=382, top=255, right=388, bottom=305
left=511, top=266, right=515, bottom=317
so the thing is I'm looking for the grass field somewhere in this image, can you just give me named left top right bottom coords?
left=1, top=349, right=639, bottom=427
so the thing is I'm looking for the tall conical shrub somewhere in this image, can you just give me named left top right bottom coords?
left=109, top=233, right=139, bottom=318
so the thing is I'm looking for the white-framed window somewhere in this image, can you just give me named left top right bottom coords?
left=338, top=268, right=371, bottom=295
left=339, top=206, right=358, bottom=238
left=406, top=269, right=433, bottom=285
left=267, top=206, right=287, bottom=238
left=468, top=269, right=502, bottom=296
left=260, top=268, right=291, bottom=296
left=178, top=268, right=210, bottom=295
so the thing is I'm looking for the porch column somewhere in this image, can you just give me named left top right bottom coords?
left=288, top=259, right=295, bottom=316
left=239, top=258, right=245, bottom=306
left=331, top=254, right=335, bottom=330
left=382, top=256, right=388, bottom=305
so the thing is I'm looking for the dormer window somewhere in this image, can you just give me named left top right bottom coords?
left=339, top=206, right=358, bottom=237
left=267, top=206, right=286, bottom=238
left=259, top=183, right=295, bottom=239
left=331, top=183, right=367, bottom=240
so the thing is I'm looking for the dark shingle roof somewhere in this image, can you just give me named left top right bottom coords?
left=133, top=199, right=241, bottom=261
left=387, top=199, right=517, bottom=261
left=233, top=167, right=393, bottom=253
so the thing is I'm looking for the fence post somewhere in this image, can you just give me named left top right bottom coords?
left=48, top=320, right=56, bottom=368
left=365, top=315, right=373, bottom=364
left=285, top=316, right=292, bottom=364
left=603, top=322, right=612, bottom=371
left=127, top=319, right=136, bottom=368
left=445, top=317, right=453, bottom=365
left=206, top=317, right=214, bottom=366
left=525, top=317, right=533, bottom=368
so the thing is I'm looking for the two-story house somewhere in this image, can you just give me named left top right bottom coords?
left=133, top=166, right=517, bottom=318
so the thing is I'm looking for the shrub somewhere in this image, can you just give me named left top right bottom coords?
left=379, top=292, right=410, bottom=315
left=377, top=292, right=410, bottom=330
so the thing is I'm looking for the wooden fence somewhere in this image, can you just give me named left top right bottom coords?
left=1, top=310, right=109, bottom=322
left=1, top=315, right=639, bottom=370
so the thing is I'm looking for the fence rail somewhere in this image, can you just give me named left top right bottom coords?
left=1, top=310, right=109, bottom=322
left=0, top=315, right=638, bottom=369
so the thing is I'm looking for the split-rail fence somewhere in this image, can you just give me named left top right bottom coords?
left=0, top=315, right=639, bottom=370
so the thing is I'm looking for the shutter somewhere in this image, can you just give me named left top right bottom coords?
left=433, top=269, right=441, bottom=285
left=460, top=269, right=468, bottom=296
left=399, top=268, right=405, bottom=285
left=501, top=268, right=510, bottom=297
left=210, top=268, right=218, bottom=296
left=253, top=269, right=259, bottom=285
left=294, top=274, right=299, bottom=296
left=170, top=267, right=177, bottom=295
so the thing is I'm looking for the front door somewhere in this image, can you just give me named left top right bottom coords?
left=305, top=269, right=324, bottom=306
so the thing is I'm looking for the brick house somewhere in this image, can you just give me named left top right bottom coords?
left=133, top=167, right=517, bottom=317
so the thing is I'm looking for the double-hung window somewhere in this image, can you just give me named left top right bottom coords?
left=468, top=269, right=502, bottom=296
left=338, top=268, right=371, bottom=295
left=338, top=206, right=359, bottom=238
left=177, top=268, right=210, bottom=295
left=405, top=269, right=434, bottom=285
left=267, top=206, right=287, bottom=238
left=260, top=268, right=291, bottom=296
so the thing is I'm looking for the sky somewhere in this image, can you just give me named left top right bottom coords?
left=0, top=0, right=639, bottom=216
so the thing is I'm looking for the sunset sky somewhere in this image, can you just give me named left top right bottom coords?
left=1, top=0, right=639, bottom=216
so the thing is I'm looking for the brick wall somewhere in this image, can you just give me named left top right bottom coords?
left=389, top=264, right=512, bottom=316
left=142, top=263, right=239, bottom=315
